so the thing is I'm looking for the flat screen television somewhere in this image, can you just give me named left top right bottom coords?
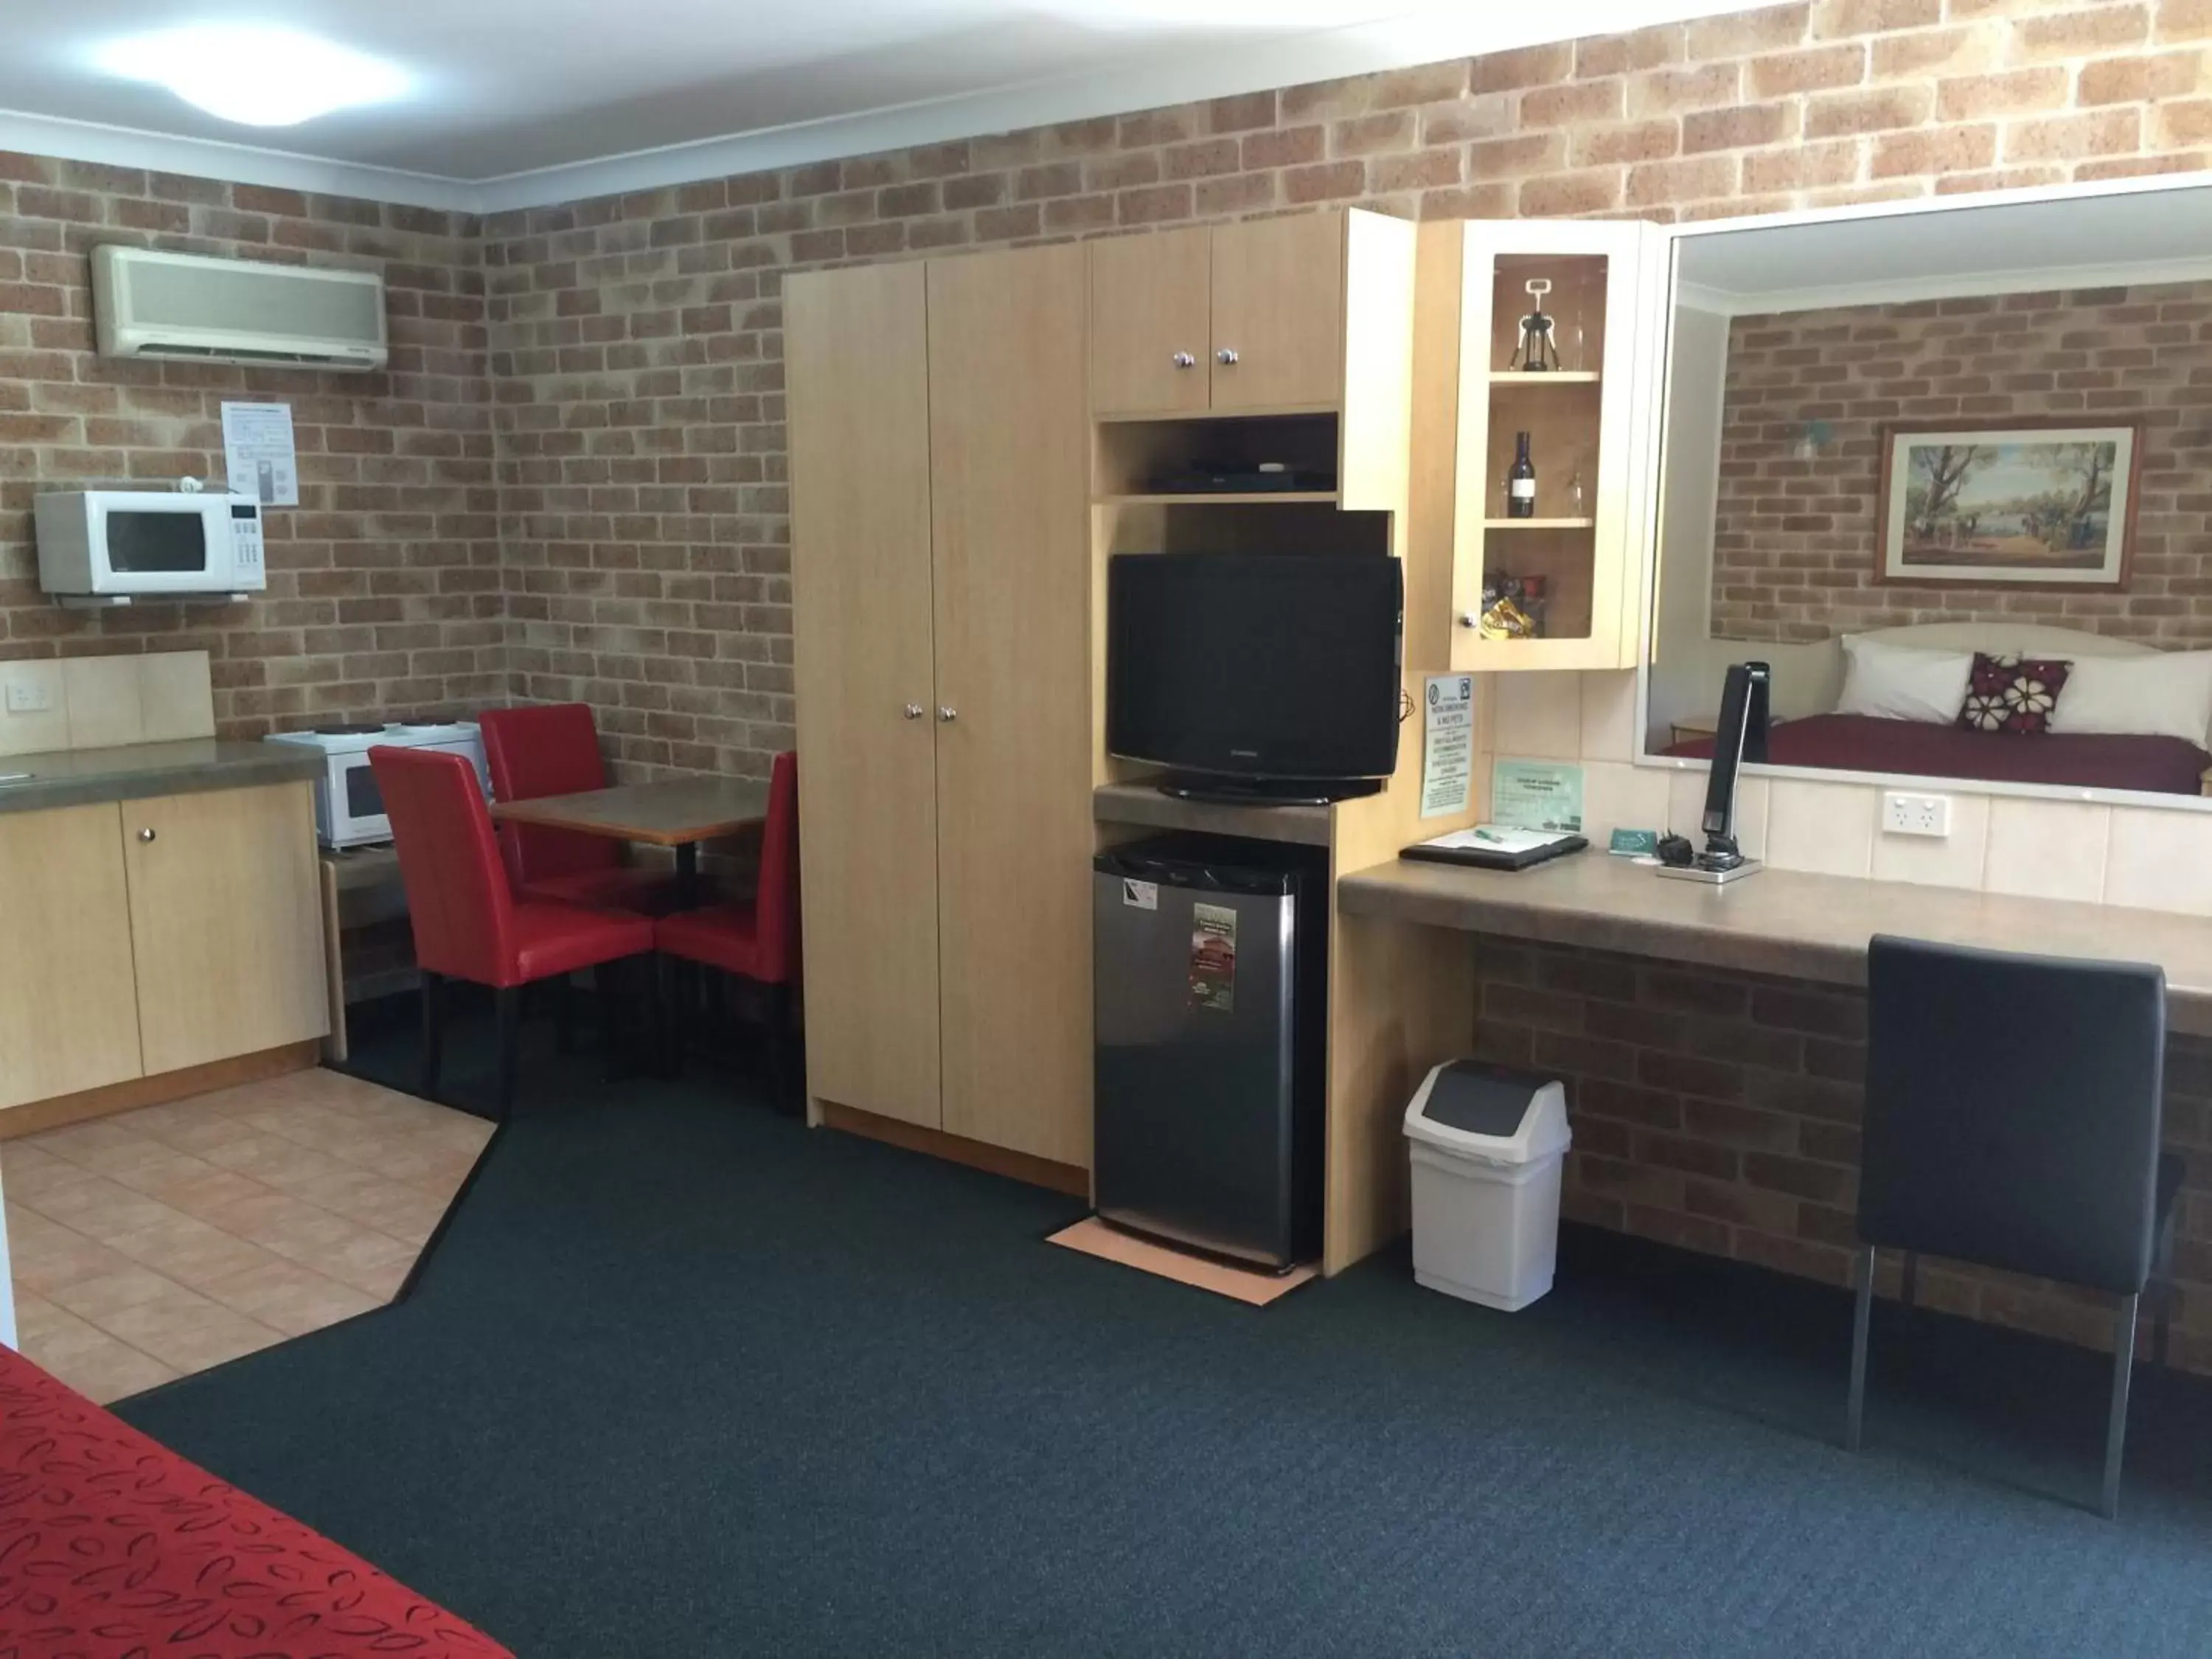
left=1106, top=552, right=1402, bottom=803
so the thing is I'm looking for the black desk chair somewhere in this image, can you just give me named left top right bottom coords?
left=1847, top=936, right=2184, bottom=1519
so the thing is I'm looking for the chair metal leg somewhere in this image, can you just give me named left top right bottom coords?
left=494, top=986, right=522, bottom=1122
left=552, top=973, right=575, bottom=1057
left=417, top=971, right=445, bottom=1101
left=596, top=959, right=627, bottom=1079
left=1846, top=1243, right=1876, bottom=1453
left=1900, top=1251, right=1918, bottom=1312
left=2153, top=1204, right=2179, bottom=1373
left=762, top=979, right=793, bottom=1108
left=657, top=954, right=683, bottom=1077
left=2103, top=1293, right=2140, bottom=1521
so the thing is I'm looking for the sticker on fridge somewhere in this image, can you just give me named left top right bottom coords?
left=1188, top=902, right=1237, bottom=1014
left=1121, top=878, right=1158, bottom=911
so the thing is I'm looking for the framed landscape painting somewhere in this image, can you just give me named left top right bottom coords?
left=1875, top=420, right=2141, bottom=590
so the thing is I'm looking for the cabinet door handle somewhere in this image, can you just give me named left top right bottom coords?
left=137, top=827, right=157, bottom=844
left=903, top=703, right=925, bottom=720
left=1216, top=347, right=1239, bottom=366
left=1456, top=613, right=1480, bottom=630
left=937, top=706, right=958, bottom=723
left=1172, top=352, right=1197, bottom=369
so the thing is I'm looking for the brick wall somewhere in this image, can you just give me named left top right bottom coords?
left=1472, top=933, right=2212, bottom=1370
left=0, top=158, right=499, bottom=737
left=484, top=0, right=2212, bottom=779
left=1712, top=280, right=2212, bottom=642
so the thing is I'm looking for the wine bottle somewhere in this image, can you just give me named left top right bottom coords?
left=1506, top=431, right=1537, bottom=520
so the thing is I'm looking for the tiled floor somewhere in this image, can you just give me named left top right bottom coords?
left=4, top=1068, right=494, bottom=1404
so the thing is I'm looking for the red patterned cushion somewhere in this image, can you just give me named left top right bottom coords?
left=0, top=1346, right=510, bottom=1658
left=1958, top=652, right=2072, bottom=736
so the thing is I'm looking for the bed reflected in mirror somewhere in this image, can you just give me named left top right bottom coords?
left=1646, top=181, right=2212, bottom=802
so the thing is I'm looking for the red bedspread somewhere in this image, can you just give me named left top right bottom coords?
left=0, top=1346, right=510, bottom=1658
left=1666, top=713, right=2212, bottom=796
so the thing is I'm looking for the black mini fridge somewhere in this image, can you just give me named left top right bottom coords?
left=1091, top=834, right=1327, bottom=1269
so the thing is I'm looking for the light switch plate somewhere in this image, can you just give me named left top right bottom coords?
left=1882, top=791, right=1952, bottom=838
left=3, top=678, right=55, bottom=714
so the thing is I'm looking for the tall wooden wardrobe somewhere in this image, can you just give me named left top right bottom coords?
left=787, top=243, right=1093, bottom=1178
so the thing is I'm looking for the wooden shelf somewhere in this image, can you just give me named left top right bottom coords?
left=1093, top=782, right=1333, bottom=847
left=1484, top=516, right=1594, bottom=530
left=1489, top=370, right=1600, bottom=384
left=1096, top=491, right=1340, bottom=507
left=1096, top=403, right=1342, bottom=424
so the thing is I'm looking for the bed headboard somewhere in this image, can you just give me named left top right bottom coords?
left=1797, top=623, right=2162, bottom=715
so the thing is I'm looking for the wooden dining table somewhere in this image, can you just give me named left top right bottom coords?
left=489, top=775, right=771, bottom=906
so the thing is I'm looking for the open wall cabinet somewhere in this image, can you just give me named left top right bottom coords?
left=1447, top=219, right=1669, bottom=674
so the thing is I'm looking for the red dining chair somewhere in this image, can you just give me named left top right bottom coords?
left=372, top=745, right=656, bottom=1120
left=479, top=703, right=675, bottom=913
left=655, top=751, right=801, bottom=1106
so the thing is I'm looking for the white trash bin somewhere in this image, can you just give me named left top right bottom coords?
left=1404, top=1060, right=1571, bottom=1311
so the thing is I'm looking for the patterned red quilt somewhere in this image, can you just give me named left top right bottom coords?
left=0, top=1345, right=511, bottom=1658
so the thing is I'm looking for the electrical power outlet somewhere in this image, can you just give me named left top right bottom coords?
left=1882, top=791, right=1951, bottom=838
left=2, top=678, right=54, bottom=715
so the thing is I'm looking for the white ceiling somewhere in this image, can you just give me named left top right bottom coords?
left=1677, top=178, right=2212, bottom=314
left=0, top=0, right=1769, bottom=212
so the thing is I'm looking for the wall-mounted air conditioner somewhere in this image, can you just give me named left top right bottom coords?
left=91, top=245, right=388, bottom=372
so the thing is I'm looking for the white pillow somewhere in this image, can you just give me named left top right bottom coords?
left=2047, top=650, right=2212, bottom=748
left=1834, top=636, right=1975, bottom=724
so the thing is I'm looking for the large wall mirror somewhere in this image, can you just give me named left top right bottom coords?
left=1642, top=179, right=2212, bottom=805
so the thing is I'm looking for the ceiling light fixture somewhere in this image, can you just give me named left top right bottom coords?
left=92, top=25, right=409, bottom=128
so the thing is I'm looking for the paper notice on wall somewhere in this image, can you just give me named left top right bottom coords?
left=1491, top=759, right=1585, bottom=834
left=221, top=403, right=299, bottom=507
left=1421, top=673, right=1475, bottom=819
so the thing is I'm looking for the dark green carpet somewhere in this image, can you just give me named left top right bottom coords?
left=111, top=1006, right=2212, bottom=1658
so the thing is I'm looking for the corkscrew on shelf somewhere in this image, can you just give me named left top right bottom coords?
left=1512, top=277, right=1559, bottom=373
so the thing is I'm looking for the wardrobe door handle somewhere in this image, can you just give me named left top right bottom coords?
left=1216, top=348, right=1239, bottom=366
left=1172, top=352, right=1197, bottom=369
left=137, top=827, right=157, bottom=844
left=903, top=703, right=925, bottom=720
left=937, top=706, right=958, bottom=723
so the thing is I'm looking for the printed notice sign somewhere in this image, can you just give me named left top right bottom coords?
left=1188, top=902, right=1237, bottom=1014
left=221, top=402, right=299, bottom=507
left=1491, top=760, right=1585, bottom=834
left=1421, top=673, right=1475, bottom=819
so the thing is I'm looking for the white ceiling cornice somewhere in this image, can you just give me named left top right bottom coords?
left=0, top=1, right=1764, bottom=217
left=0, top=108, right=478, bottom=213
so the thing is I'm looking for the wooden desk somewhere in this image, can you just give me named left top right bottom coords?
left=1337, top=852, right=2212, bottom=1037
left=490, top=776, right=772, bottom=905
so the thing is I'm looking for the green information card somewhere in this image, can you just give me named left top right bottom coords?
left=1490, top=760, right=1585, bottom=834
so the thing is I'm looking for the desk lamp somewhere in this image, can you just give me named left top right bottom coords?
left=1658, top=661, right=1769, bottom=886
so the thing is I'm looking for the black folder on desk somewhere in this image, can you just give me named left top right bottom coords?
left=1402, top=826, right=1588, bottom=873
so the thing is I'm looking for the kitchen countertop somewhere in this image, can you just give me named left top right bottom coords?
left=1336, top=851, right=2212, bottom=1037
left=0, top=740, right=324, bottom=815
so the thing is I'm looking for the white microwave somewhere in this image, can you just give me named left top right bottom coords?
left=265, top=722, right=490, bottom=849
left=34, top=490, right=266, bottom=600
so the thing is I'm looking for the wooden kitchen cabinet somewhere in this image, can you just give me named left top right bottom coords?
left=122, top=782, right=328, bottom=1077
left=790, top=241, right=1093, bottom=1175
left=787, top=260, right=945, bottom=1134
left=1088, top=210, right=1386, bottom=420
left=1088, top=226, right=1211, bottom=420
left=1449, top=218, right=1668, bottom=673
left=1208, top=212, right=1347, bottom=412
left=0, top=802, right=143, bottom=1110
left=928, top=244, right=1093, bottom=1169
